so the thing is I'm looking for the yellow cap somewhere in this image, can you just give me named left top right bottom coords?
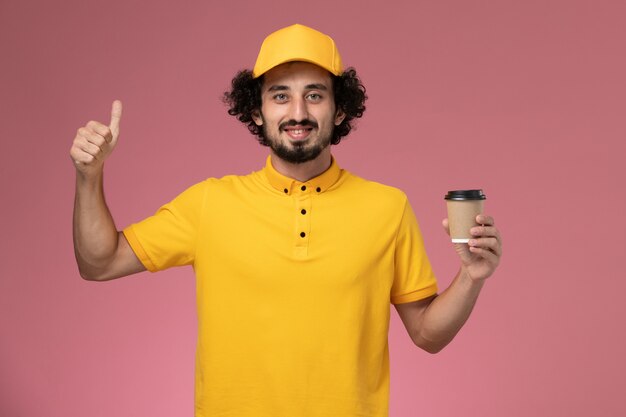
left=252, top=24, right=343, bottom=78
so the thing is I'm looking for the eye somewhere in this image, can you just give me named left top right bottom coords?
left=273, top=93, right=288, bottom=102
left=307, top=93, right=322, bottom=101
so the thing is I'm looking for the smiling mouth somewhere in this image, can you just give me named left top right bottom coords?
left=283, top=126, right=314, bottom=141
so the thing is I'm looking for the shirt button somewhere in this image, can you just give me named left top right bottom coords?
left=316, top=187, right=321, bottom=192
left=301, top=209, right=306, bottom=215
left=300, top=232, right=306, bottom=238
left=283, top=188, right=288, bottom=194
left=301, top=185, right=307, bottom=191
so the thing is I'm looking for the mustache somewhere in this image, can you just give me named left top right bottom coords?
left=279, top=119, right=319, bottom=131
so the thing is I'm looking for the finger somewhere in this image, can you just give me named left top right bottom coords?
left=74, top=138, right=103, bottom=160
left=78, top=126, right=107, bottom=147
left=476, top=214, right=494, bottom=226
left=85, top=121, right=113, bottom=144
left=469, top=237, right=502, bottom=257
left=468, top=245, right=500, bottom=265
left=74, top=132, right=104, bottom=156
left=109, top=100, right=122, bottom=137
left=70, top=148, right=97, bottom=165
left=442, top=218, right=450, bottom=235
left=470, top=226, right=503, bottom=248
left=470, top=226, right=501, bottom=239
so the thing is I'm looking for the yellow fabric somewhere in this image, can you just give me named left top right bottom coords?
left=123, top=155, right=438, bottom=417
left=253, top=24, right=343, bottom=78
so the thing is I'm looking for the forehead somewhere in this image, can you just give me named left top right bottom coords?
left=261, top=61, right=333, bottom=92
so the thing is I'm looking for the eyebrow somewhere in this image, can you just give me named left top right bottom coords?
left=305, top=83, right=328, bottom=91
left=267, top=85, right=289, bottom=92
left=266, top=83, right=329, bottom=92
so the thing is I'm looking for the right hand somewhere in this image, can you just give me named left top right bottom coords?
left=70, top=100, right=123, bottom=177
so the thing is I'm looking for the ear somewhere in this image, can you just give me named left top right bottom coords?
left=334, top=108, right=346, bottom=126
left=251, top=109, right=263, bottom=126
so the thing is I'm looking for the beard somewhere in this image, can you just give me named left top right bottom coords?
left=268, top=135, right=330, bottom=164
left=260, top=117, right=333, bottom=164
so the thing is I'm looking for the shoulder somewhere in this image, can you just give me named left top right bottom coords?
left=181, top=168, right=260, bottom=189
left=165, top=171, right=249, bottom=198
left=336, top=170, right=410, bottom=223
left=176, top=170, right=266, bottom=203
left=201, top=169, right=262, bottom=191
left=342, top=170, right=409, bottom=205
left=162, top=171, right=260, bottom=213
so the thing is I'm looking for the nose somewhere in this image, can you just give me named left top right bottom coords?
left=289, top=96, right=309, bottom=122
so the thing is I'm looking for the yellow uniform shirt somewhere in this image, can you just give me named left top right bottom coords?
left=123, top=155, right=438, bottom=417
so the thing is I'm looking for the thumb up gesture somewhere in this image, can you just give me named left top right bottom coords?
left=70, top=100, right=123, bottom=177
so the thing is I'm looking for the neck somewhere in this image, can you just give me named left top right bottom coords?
left=270, top=147, right=332, bottom=182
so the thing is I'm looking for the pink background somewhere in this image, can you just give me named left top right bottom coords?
left=1, top=0, right=625, bottom=415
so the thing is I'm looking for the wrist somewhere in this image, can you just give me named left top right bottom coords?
left=75, top=170, right=105, bottom=197
left=76, top=167, right=103, bottom=185
left=459, top=266, right=486, bottom=290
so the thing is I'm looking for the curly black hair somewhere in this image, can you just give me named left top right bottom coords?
left=223, top=67, right=367, bottom=145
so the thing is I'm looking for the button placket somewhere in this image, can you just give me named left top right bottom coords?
left=294, top=189, right=312, bottom=250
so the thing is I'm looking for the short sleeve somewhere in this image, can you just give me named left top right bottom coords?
left=390, top=198, right=438, bottom=304
left=122, top=181, right=206, bottom=272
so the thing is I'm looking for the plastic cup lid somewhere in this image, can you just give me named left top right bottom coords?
left=444, top=189, right=486, bottom=200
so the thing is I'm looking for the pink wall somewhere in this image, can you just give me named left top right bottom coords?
left=1, top=0, right=625, bottom=415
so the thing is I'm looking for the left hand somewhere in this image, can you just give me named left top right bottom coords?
left=442, top=214, right=502, bottom=281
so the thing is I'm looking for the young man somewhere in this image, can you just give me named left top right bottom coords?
left=70, top=24, right=502, bottom=417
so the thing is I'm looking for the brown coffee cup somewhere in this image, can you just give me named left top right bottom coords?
left=444, top=190, right=486, bottom=243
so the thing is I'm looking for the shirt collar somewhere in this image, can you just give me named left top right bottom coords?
left=263, top=155, right=342, bottom=195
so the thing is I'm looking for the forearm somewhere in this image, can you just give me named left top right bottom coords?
left=415, top=268, right=485, bottom=353
left=72, top=171, right=120, bottom=278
